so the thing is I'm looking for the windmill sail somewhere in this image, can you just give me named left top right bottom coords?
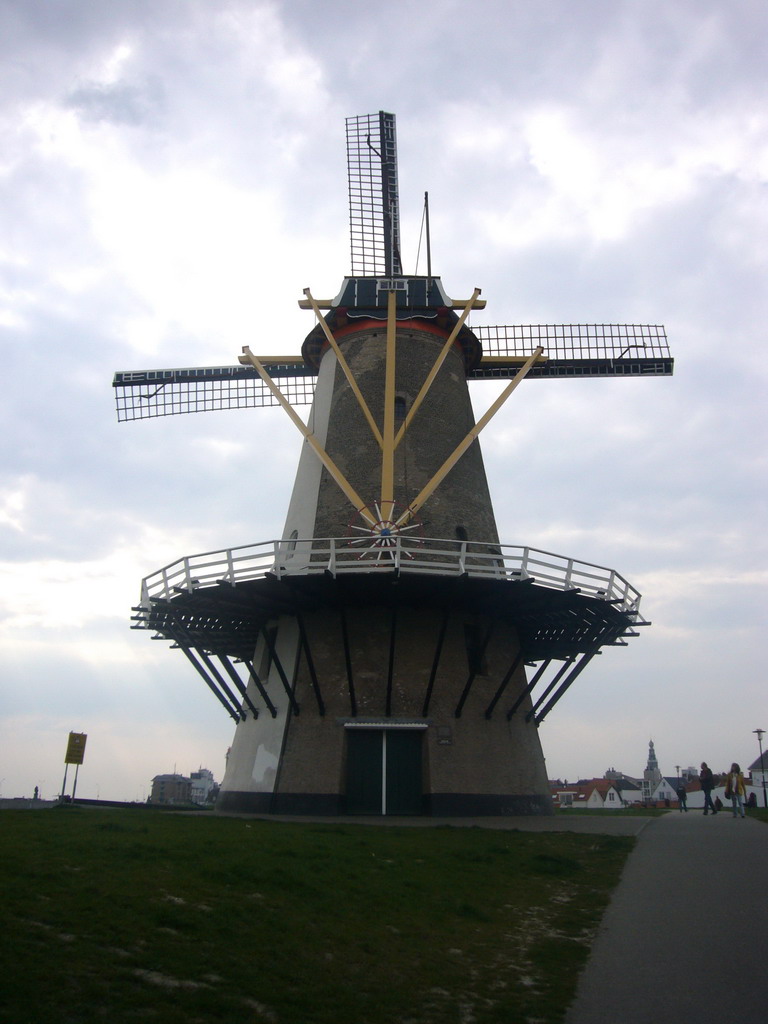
left=112, top=324, right=671, bottom=421
left=346, top=111, right=401, bottom=276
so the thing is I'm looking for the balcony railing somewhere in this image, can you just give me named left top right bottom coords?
left=137, top=536, right=641, bottom=616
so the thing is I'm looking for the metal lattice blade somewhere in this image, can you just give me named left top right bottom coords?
left=346, top=111, right=401, bottom=277
left=471, top=323, right=673, bottom=380
left=113, top=324, right=672, bottom=421
left=112, top=362, right=315, bottom=422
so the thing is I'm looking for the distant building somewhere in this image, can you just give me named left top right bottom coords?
left=549, top=781, right=584, bottom=808
left=613, top=778, right=643, bottom=805
left=549, top=776, right=642, bottom=809
left=642, top=740, right=662, bottom=801
left=649, top=776, right=680, bottom=805
left=749, top=752, right=768, bottom=791
left=551, top=740, right=768, bottom=812
left=190, top=768, right=218, bottom=805
left=150, top=773, right=191, bottom=804
left=604, top=767, right=643, bottom=788
left=584, top=780, right=624, bottom=809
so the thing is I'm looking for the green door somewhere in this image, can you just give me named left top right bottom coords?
left=346, top=730, right=383, bottom=814
left=385, top=730, right=423, bottom=815
left=345, top=729, right=423, bottom=815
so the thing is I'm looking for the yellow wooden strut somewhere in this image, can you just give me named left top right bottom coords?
left=395, top=346, right=545, bottom=528
left=238, top=345, right=376, bottom=526
left=380, top=290, right=398, bottom=521
left=302, top=288, right=383, bottom=449
left=393, top=288, right=482, bottom=450
left=249, top=284, right=540, bottom=539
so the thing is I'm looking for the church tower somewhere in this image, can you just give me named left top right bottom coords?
left=643, top=739, right=662, bottom=800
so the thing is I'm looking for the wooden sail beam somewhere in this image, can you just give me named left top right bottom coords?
left=393, top=288, right=482, bottom=451
left=395, top=346, right=544, bottom=528
left=380, top=290, right=398, bottom=520
left=238, top=346, right=376, bottom=527
left=302, top=288, right=383, bottom=448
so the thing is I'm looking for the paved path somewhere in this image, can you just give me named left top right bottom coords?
left=565, top=810, right=768, bottom=1024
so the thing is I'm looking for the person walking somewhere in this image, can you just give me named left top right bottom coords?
left=725, top=762, right=747, bottom=818
left=676, top=782, right=688, bottom=811
left=700, top=762, right=717, bottom=815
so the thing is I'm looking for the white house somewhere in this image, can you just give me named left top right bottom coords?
left=749, top=754, right=768, bottom=804
left=585, top=781, right=625, bottom=809
left=649, top=776, right=680, bottom=805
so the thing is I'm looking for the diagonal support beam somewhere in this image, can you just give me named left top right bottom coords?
left=524, top=658, right=575, bottom=722
left=196, top=648, right=249, bottom=717
left=380, top=290, right=398, bottom=521
left=505, top=659, right=551, bottom=721
left=454, top=622, right=494, bottom=718
left=239, top=656, right=279, bottom=718
left=260, top=625, right=300, bottom=716
left=393, top=288, right=482, bottom=451
left=396, top=346, right=544, bottom=527
left=217, top=654, right=260, bottom=719
left=484, top=650, right=525, bottom=719
left=239, top=345, right=376, bottom=526
left=160, top=607, right=243, bottom=721
left=422, top=605, right=450, bottom=718
left=296, top=613, right=325, bottom=716
left=171, top=637, right=242, bottom=722
left=532, top=651, right=599, bottom=725
left=339, top=603, right=357, bottom=717
left=302, top=288, right=383, bottom=447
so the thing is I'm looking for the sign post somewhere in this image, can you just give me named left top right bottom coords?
left=60, top=732, right=87, bottom=802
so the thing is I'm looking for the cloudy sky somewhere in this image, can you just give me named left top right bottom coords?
left=1, top=0, right=766, bottom=801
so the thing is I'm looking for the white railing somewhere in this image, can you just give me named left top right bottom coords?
left=137, top=536, right=642, bottom=616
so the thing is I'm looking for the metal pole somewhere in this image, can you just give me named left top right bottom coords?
left=424, top=191, right=432, bottom=286
left=60, top=763, right=69, bottom=802
left=754, top=729, right=767, bottom=808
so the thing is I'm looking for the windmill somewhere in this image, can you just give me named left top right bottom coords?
left=114, top=111, right=673, bottom=816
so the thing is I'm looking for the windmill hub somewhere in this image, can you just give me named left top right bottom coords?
left=348, top=502, right=424, bottom=561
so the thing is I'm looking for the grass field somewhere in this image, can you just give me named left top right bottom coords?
left=0, top=807, right=635, bottom=1024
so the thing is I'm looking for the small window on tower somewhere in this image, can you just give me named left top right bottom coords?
left=456, top=525, right=468, bottom=541
left=394, top=395, right=406, bottom=422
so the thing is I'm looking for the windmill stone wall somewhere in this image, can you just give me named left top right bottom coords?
left=293, top=321, right=500, bottom=544
left=218, top=314, right=553, bottom=816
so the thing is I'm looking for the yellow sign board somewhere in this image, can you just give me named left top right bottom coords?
left=64, top=732, right=87, bottom=765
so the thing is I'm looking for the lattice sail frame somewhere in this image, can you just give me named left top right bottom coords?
left=113, top=324, right=671, bottom=421
left=346, top=111, right=401, bottom=276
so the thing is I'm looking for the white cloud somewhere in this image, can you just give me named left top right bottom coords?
left=0, top=479, right=27, bottom=532
left=1, top=0, right=767, bottom=801
left=0, top=519, right=220, bottom=632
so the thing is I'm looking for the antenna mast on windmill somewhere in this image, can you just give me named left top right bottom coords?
left=114, top=111, right=673, bottom=816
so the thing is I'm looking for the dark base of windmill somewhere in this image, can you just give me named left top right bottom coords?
left=141, top=568, right=639, bottom=818
left=216, top=790, right=552, bottom=817
left=141, top=570, right=640, bottom=695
